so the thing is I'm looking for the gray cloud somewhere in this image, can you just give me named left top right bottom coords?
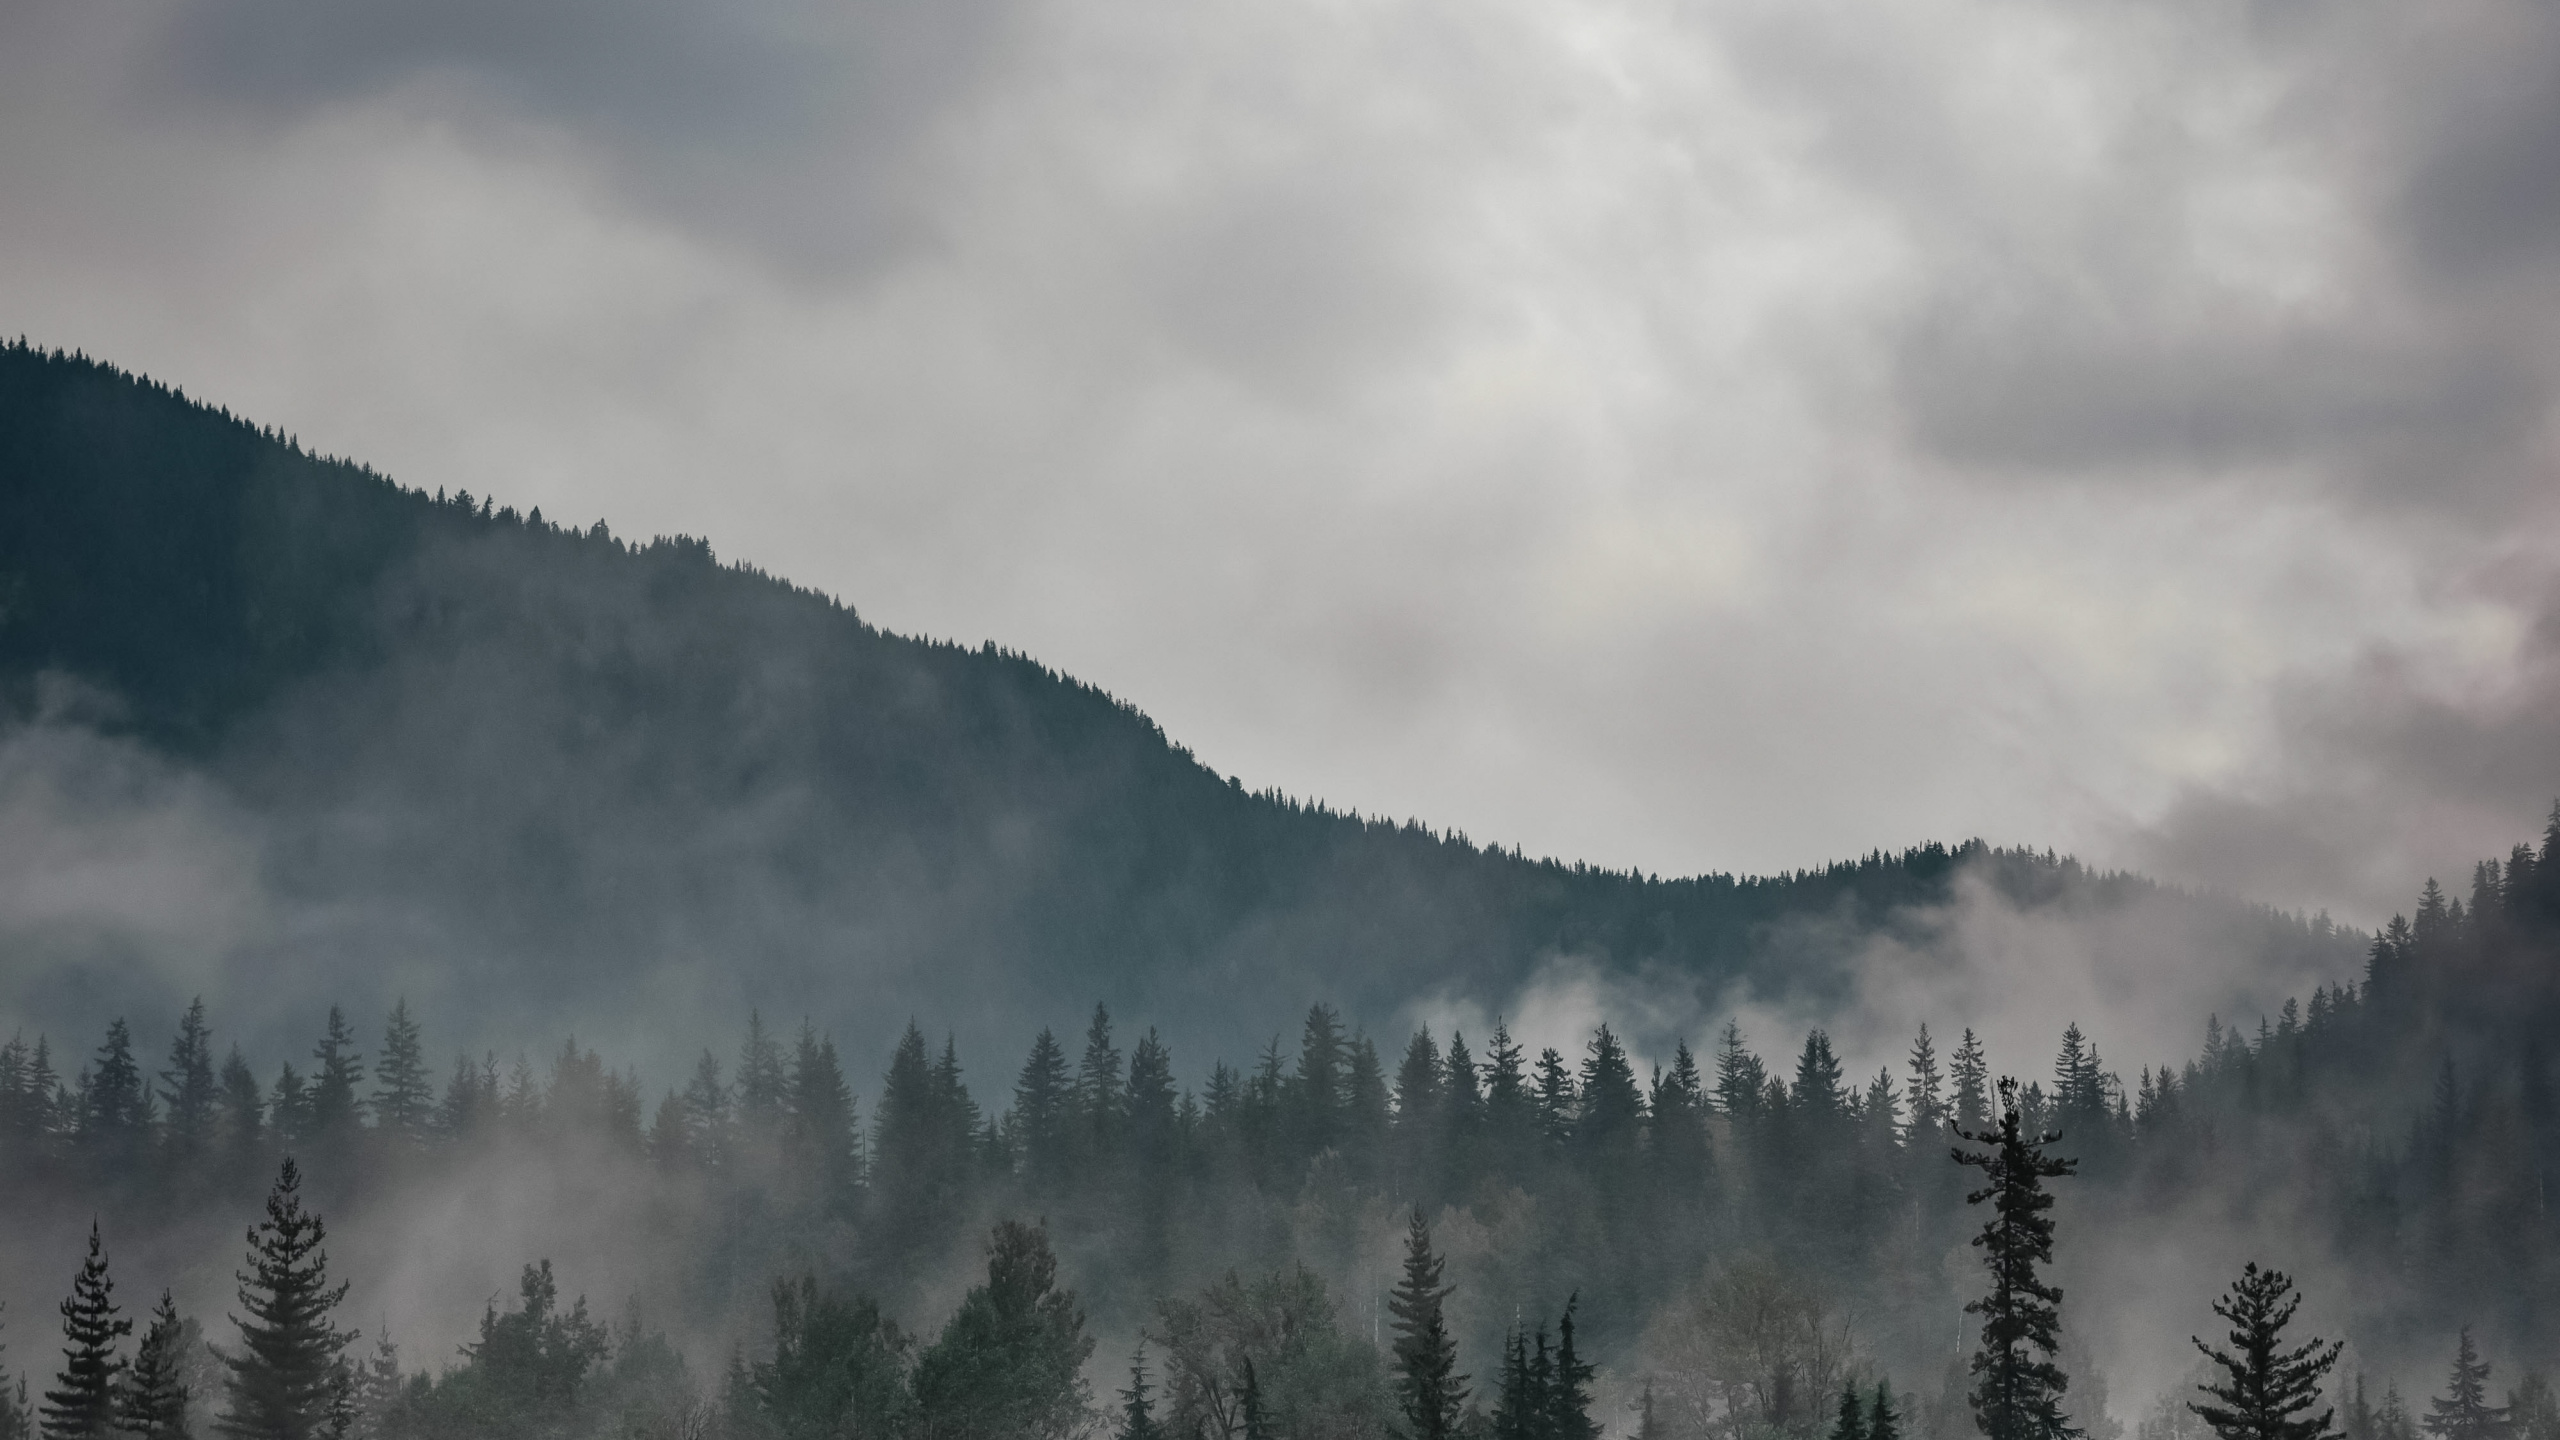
left=1, top=0, right=2555, bottom=931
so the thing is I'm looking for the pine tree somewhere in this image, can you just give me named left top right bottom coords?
left=1532, top=1050, right=1576, bottom=1150
left=737, top=1014, right=788, bottom=1144
left=121, top=1292, right=191, bottom=1440
left=1951, top=1031, right=1991, bottom=1134
left=82, top=1021, right=149, bottom=1151
left=219, top=1159, right=356, bottom=1440
left=1956, top=1078, right=2078, bottom=1440
left=1547, top=1297, right=1596, bottom=1440
left=305, top=1010, right=365, bottom=1141
left=1835, top=1383, right=1871, bottom=1440
left=2188, top=1265, right=2341, bottom=1440
left=369, top=1003, right=432, bottom=1142
left=1874, top=1384, right=1904, bottom=1440
left=161, top=1001, right=219, bottom=1158
left=1012, top=1029, right=1073, bottom=1188
left=1116, top=1347, right=1163, bottom=1440
left=1491, top=1327, right=1541, bottom=1440
left=2422, top=1332, right=2510, bottom=1440
left=1389, top=1208, right=1467, bottom=1440
left=786, top=1026, right=858, bottom=1207
left=40, top=1224, right=130, bottom=1440
left=1714, top=1022, right=1768, bottom=1123
left=1635, top=1381, right=1664, bottom=1440
left=1908, top=1025, right=1947, bottom=1136
left=1079, top=1005, right=1126, bottom=1167
left=679, top=1052, right=729, bottom=1166
left=217, top=1049, right=263, bottom=1155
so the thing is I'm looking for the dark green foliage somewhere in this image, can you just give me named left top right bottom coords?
left=1546, top=1299, right=1595, bottom=1440
left=307, top=1010, right=366, bottom=1142
left=1389, top=1209, right=1467, bottom=1440
left=1115, top=1349, right=1162, bottom=1440
left=219, top=1159, right=355, bottom=1440
left=2188, top=1265, right=2341, bottom=1440
left=371, top=1003, right=433, bottom=1142
left=161, top=1001, right=219, bottom=1158
left=40, top=1224, right=130, bottom=1440
left=909, top=1221, right=1091, bottom=1440
left=1836, top=1383, right=1871, bottom=1440
left=748, top=1277, right=908, bottom=1440
left=123, top=1292, right=193, bottom=1440
left=82, top=1021, right=149, bottom=1150
left=2423, top=1332, right=2510, bottom=1440
left=1874, top=1384, right=1903, bottom=1440
left=1956, top=1079, right=2077, bottom=1440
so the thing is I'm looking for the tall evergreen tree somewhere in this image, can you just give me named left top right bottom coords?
left=1078, top=1005, right=1126, bottom=1167
left=1834, top=1383, right=1871, bottom=1440
left=1012, top=1029, right=1073, bottom=1187
left=1955, top=1078, right=2078, bottom=1440
left=121, top=1292, right=191, bottom=1440
left=2422, top=1332, right=2510, bottom=1440
left=304, top=1010, right=365, bottom=1142
left=909, top=1222, right=1092, bottom=1440
left=219, top=1159, right=356, bottom=1440
left=1388, top=1208, right=1467, bottom=1440
left=1547, top=1297, right=1596, bottom=1440
left=81, top=1021, right=149, bottom=1150
left=39, top=1224, right=129, bottom=1440
left=216, top=1048, right=263, bottom=1155
left=160, top=1001, right=219, bottom=1158
left=1115, top=1347, right=1163, bottom=1440
left=1950, top=1031, right=1991, bottom=1134
left=2188, top=1265, right=2341, bottom=1440
left=369, top=1003, right=432, bottom=1142
left=1714, top=1022, right=1767, bottom=1123
left=1873, top=1384, right=1903, bottom=1440
left=1907, top=1025, right=1947, bottom=1136
left=737, top=1013, right=789, bottom=1143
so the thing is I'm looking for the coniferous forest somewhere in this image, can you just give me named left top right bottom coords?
left=5, top=825, right=2560, bottom=1440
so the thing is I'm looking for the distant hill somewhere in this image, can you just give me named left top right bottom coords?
left=0, top=342, right=2358, bottom=1074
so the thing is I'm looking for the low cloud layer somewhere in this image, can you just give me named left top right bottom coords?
left=3, top=0, right=2556, bottom=924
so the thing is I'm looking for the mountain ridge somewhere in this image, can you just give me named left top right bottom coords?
left=0, top=340, right=2359, bottom=1074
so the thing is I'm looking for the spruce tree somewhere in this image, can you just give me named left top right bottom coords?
left=1547, top=1297, right=1596, bottom=1440
left=2188, top=1264, right=2341, bottom=1440
left=305, top=1010, right=365, bottom=1141
left=1115, top=1348, right=1162, bottom=1440
left=1950, top=1031, right=1991, bottom=1133
left=2422, top=1332, right=2510, bottom=1440
left=1835, top=1384, right=1871, bottom=1440
left=1388, top=1208, right=1467, bottom=1440
left=1874, top=1384, right=1904, bottom=1440
left=1955, top=1078, right=2077, bottom=1440
left=161, top=1001, right=219, bottom=1158
left=82, top=1022, right=149, bottom=1151
left=369, top=1003, right=432, bottom=1142
left=219, top=1159, right=356, bottom=1440
left=1012, top=1029, right=1073, bottom=1187
left=39, top=1224, right=129, bottom=1440
left=1491, top=1328, right=1540, bottom=1440
left=122, top=1292, right=191, bottom=1440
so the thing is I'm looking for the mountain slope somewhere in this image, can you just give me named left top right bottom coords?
left=0, top=342, right=2356, bottom=1070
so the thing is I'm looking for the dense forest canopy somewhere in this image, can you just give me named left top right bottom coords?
left=0, top=340, right=2357, bottom=1078
left=4, top=826, right=2560, bottom=1440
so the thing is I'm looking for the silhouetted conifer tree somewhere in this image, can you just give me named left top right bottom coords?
left=1835, top=1383, right=1871, bottom=1440
left=2423, top=1332, right=2510, bottom=1440
left=121, top=1292, right=191, bottom=1440
left=1388, top=1208, right=1466, bottom=1440
left=2188, top=1265, right=2340, bottom=1440
left=40, top=1224, right=129, bottom=1440
left=219, top=1159, right=355, bottom=1440
left=1956, top=1078, right=2077, bottom=1440
left=1115, top=1347, right=1162, bottom=1440
left=160, top=1002, right=218, bottom=1159
left=304, top=1010, right=365, bottom=1142
left=369, top=1004, right=431, bottom=1142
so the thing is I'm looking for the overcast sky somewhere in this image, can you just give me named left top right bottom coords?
left=4, top=0, right=2555, bottom=926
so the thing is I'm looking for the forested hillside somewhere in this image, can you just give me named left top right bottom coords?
left=0, top=340, right=2357, bottom=1071
left=1, top=829, right=2557, bottom=1440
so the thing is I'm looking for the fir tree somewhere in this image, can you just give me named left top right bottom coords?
left=1116, top=1347, right=1163, bottom=1440
left=1835, top=1383, right=1871, bottom=1440
left=161, top=1001, right=219, bottom=1158
left=1714, top=1022, right=1768, bottom=1122
left=1547, top=1297, right=1596, bottom=1440
left=1908, top=1025, right=1947, bottom=1135
left=1388, top=1208, right=1467, bottom=1440
left=121, top=1292, right=191, bottom=1440
left=1012, top=1029, right=1074, bottom=1187
left=219, top=1159, right=356, bottom=1440
left=1874, top=1384, right=1903, bottom=1440
left=40, top=1224, right=130, bottom=1440
left=1951, top=1030, right=1991, bottom=1133
left=82, top=1021, right=149, bottom=1150
left=2187, top=1264, right=2340, bottom=1440
left=1491, top=1327, right=1541, bottom=1440
left=369, top=1003, right=432, bottom=1142
left=1956, top=1078, right=2078, bottom=1440
left=305, top=1010, right=365, bottom=1141
left=2422, top=1332, right=2510, bottom=1440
